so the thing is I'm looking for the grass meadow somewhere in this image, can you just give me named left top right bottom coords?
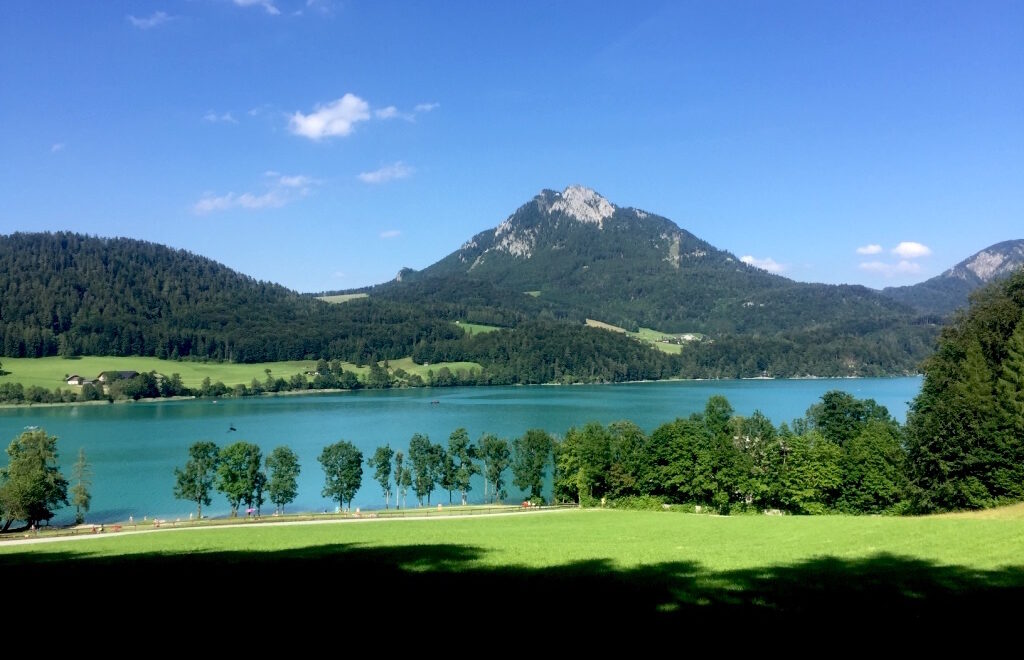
left=0, top=355, right=486, bottom=392
left=3, top=507, right=1022, bottom=629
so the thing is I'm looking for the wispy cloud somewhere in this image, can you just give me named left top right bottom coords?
left=193, top=172, right=319, bottom=214
left=358, top=162, right=413, bottom=184
left=289, top=94, right=371, bottom=140
left=233, top=0, right=280, bottom=15
left=892, top=241, right=932, bottom=259
left=289, top=94, right=439, bottom=139
left=740, top=255, right=787, bottom=274
left=380, top=230, right=402, bottom=239
left=859, top=260, right=922, bottom=277
left=856, top=244, right=882, bottom=255
left=193, top=191, right=285, bottom=213
left=128, top=11, right=173, bottom=29
left=203, top=111, right=238, bottom=124
left=50, top=143, right=65, bottom=153
left=374, top=106, right=404, bottom=120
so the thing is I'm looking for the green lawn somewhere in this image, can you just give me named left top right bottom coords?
left=3, top=508, right=1022, bottom=626
left=317, top=293, right=369, bottom=303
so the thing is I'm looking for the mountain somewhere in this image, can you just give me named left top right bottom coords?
left=389, top=186, right=919, bottom=333
left=362, top=186, right=938, bottom=376
left=881, top=240, right=1024, bottom=317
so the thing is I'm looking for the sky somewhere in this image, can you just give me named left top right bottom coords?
left=1, top=1, right=1021, bottom=293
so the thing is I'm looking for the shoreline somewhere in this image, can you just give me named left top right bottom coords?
left=0, top=374, right=922, bottom=410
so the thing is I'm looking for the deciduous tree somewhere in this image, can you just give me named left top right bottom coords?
left=319, top=440, right=363, bottom=512
left=266, top=446, right=301, bottom=514
left=173, top=441, right=219, bottom=519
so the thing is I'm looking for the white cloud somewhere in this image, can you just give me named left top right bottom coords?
left=276, top=174, right=316, bottom=188
left=856, top=244, right=882, bottom=255
left=740, top=255, right=787, bottom=274
left=128, top=11, right=172, bottom=29
left=193, top=191, right=285, bottom=213
left=233, top=0, right=280, bottom=15
left=203, top=111, right=238, bottom=124
left=858, top=260, right=922, bottom=276
left=375, top=106, right=401, bottom=120
left=892, top=241, right=932, bottom=259
left=414, top=102, right=440, bottom=113
left=380, top=230, right=402, bottom=239
left=358, top=162, right=413, bottom=184
left=289, top=94, right=371, bottom=140
left=193, top=172, right=318, bottom=214
left=50, top=143, right=65, bottom=153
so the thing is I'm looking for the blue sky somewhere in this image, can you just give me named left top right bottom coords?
left=2, top=1, right=1021, bottom=293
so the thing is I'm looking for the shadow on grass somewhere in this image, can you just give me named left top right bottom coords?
left=5, top=543, right=1023, bottom=628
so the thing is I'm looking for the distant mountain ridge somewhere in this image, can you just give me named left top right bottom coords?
left=881, top=239, right=1024, bottom=316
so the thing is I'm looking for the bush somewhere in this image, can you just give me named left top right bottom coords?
left=605, top=495, right=669, bottom=511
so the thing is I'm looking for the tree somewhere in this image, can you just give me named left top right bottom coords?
left=266, top=446, right=301, bottom=514
left=513, top=429, right=552, bottom=501
left=438, top=447, right=457, bottom=503
left=907, top=271, right=1024, bottom=511
left=840, top=420, right=908, bottom=513
left=319, top=440, right=363, bottom=512
left=479, top=434, right=510, bottom=503
left=449, top=427, right=480, bottom=506
left=370, top=444, right=395, bottom=509
left=0, top=428, right=69, bottom=530
left=173, top=441, right=220, bottom=520
left=70, top=447, right=92, bottom=524
left=217, top=442, right=264, bottom=517
left=399, top=466, right=412, bottom=509
left=408, top=433, right=440, bottom=506
left=393, top=451, right=406, bottom=509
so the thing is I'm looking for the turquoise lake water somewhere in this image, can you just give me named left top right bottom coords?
left=0, top=377, right=921, bottom=523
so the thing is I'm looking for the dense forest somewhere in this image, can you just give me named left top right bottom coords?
left=1, top=231, right=938, bottom=380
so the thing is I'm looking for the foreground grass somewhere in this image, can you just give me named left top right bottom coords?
left=3, top=509, right=1023, bottom=628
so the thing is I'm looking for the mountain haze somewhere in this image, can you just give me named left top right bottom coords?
left=881, top=239, right=1024, bottom=316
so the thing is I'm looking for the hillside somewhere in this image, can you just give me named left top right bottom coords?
left=881, top=239, right=1024, bottom=316
left=0, top=232, right=676, bottom=383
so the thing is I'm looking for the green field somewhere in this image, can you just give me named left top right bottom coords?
left=453, top=321, right=502, bottom=335
left=586, top=319, right=701, bottom=355
left=0, top=355, right=494, bottom=393
left=3, top=508, right=1022, bottom=625
left=317, top=293, right=369, bottom=304
left=387, top=356, right=484, bottom=377
left=0, top=356, right=324, bottom=391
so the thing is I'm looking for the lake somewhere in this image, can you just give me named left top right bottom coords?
left=0, top=377, right=921, bottom=523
